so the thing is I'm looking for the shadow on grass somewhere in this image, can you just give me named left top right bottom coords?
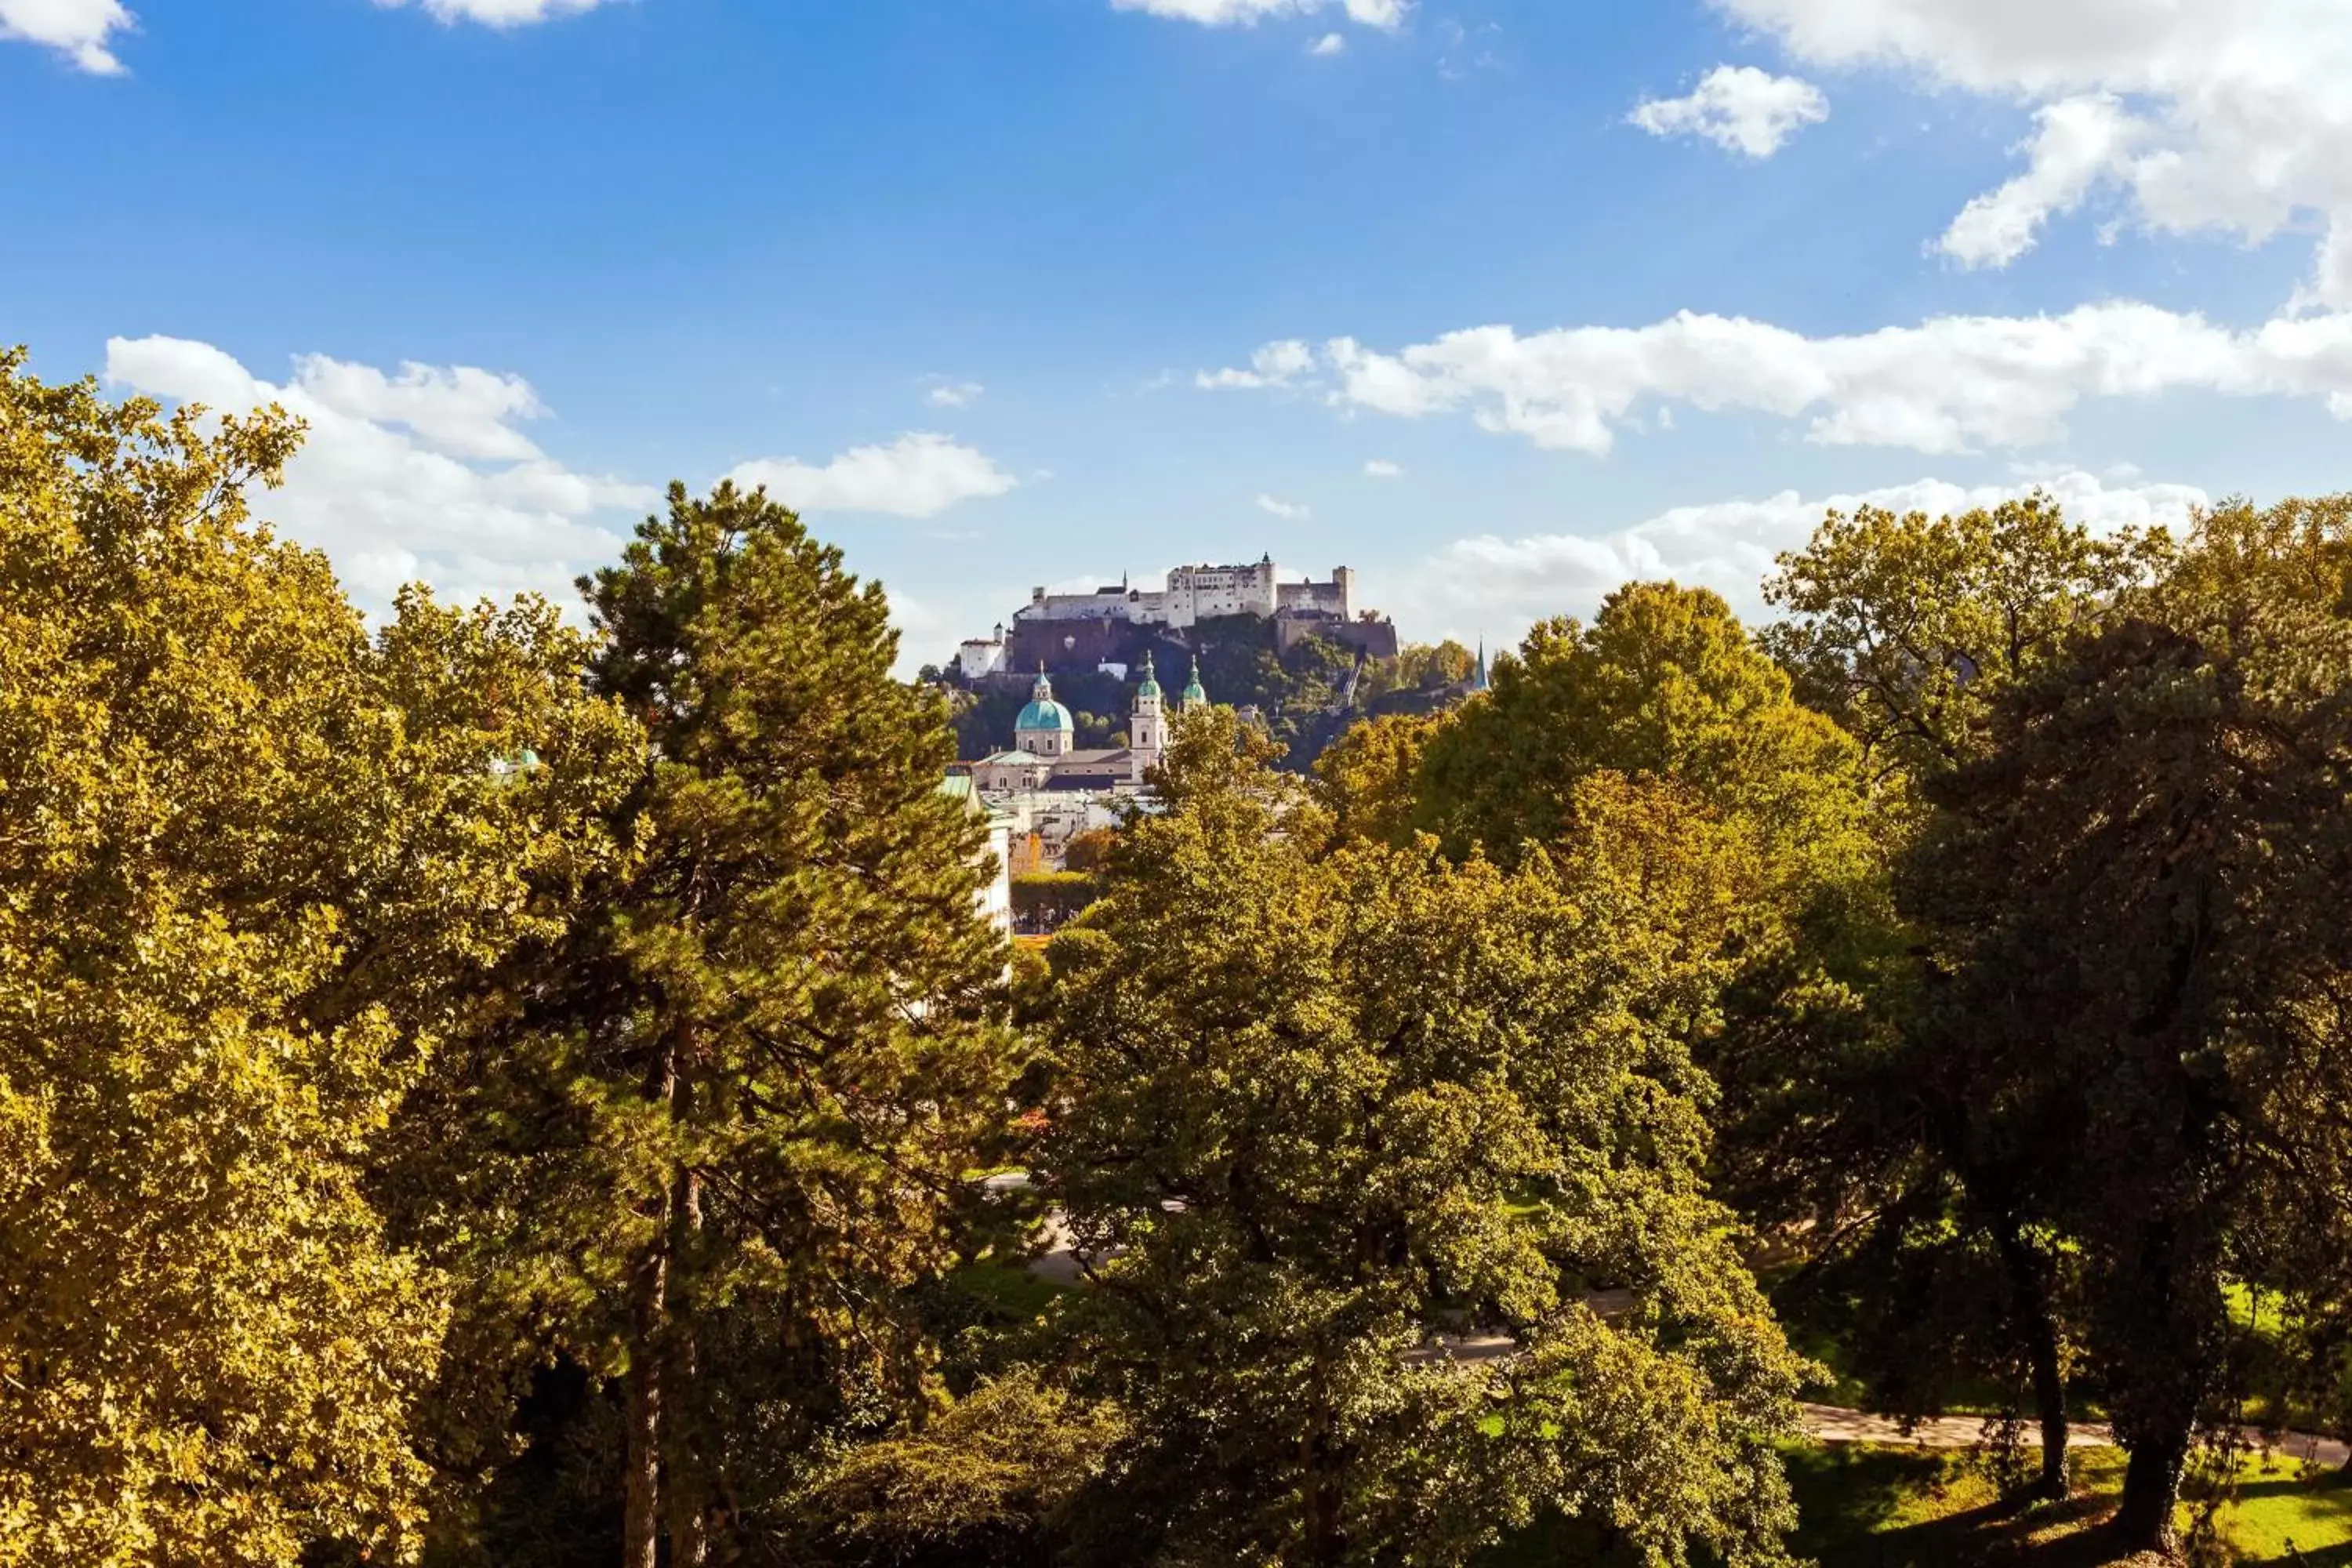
left=1780, top=1445, right=2141, bottom=1568
left=1484, top=1443, right=2352, bottom=1566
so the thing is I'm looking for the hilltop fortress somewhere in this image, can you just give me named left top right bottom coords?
left=956, top=556, right=1396, bottom=677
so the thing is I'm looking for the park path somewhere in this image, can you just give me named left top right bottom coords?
left=1799, top=1403, right=2350, bottom=1469
left=999, top=1187, right=2351, bottom=1471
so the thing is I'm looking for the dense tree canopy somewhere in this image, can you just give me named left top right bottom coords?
left=1901, top=497, right=2352, bottom=1550
left=0, top=353, right=626, bottom=1566
left=1416, top=583, right=1871, bottom=895
left=1031, top=712, right=1810, bottom=1567
left=25, top=339, right=2352, bottom=1568
left=398, top=481, right=1019, bottom=1568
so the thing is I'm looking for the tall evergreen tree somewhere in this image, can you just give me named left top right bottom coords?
left=407, top=481, right=1016, bottom=1566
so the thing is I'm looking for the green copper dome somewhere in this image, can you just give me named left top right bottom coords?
left=1016, top=669, right=1074, bottom=734
left=1181, top=656, right=1207, bottom=706
left=1134, top=651, right=1162, bottom=701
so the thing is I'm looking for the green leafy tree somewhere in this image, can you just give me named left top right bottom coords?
left=1415, top=583, right=1870, bottom=895
left=1034, top=711, right=1809, bottom=1566
left=1405, top=584, right=1890, bottom=1289
left=404, top=481, right=1017, bottom=1568
left=786, top=1371, right=1132, bottom=1566
left=1312, top=710, right=1447, bottom=848
left=1762, top=494, right=2158, bottom=790
left=1755, top=495, right=2174, bottom=1500
left=1902, top=495, right=2352, bottom=1551
left=0, top=351, right=621, bottom=1565
left=1358, top=640, right=1475, bottom=703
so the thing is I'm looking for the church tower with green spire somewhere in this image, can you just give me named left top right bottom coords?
left=1130, top=651, right=1167, bottom=772
left=1181, top=655, right=1209, bottom=713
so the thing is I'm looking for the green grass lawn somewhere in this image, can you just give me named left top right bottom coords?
left=1782, top=1442, right=2352, bottom=1566
left=1483, top=1443, right=2352, bottom=1566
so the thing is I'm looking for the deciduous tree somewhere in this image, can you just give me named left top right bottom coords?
left=1036, top=712, right=1809, bottom=1566
left=0, top=350, right=621, bottom=1566
left=1904, top=496, right=2352, bottom=1550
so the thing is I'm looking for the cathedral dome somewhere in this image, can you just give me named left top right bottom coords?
left=1017, top=695, right=1073, bottom=731
left=1017, top=669, right=1075, bottom=735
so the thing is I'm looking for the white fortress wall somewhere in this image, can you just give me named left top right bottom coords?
left=1015, top=559, right=1353, bottom=633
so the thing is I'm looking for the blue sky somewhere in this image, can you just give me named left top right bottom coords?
left=9, top=0, right=2352, bottom=665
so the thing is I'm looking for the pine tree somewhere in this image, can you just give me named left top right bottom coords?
left=408, top=481, right=1017, bottom=1565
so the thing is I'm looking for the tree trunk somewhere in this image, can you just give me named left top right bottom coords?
left=2114, top=1425, right=2190, bottom=1556
left=1993, top=1220, right=2070, bottom=1500
left=623, top=1029, right=682, bottom=1568
left=623, top=1239, right=669, bottom=1568
left=2024, top=1313, right=2070, bottom=1502
left=665, top=1158, right=707, bottom=1566
left=1301, top=1390, right=1345, bottom=1567
left=1305, top=1468, right=1345, bottom=1567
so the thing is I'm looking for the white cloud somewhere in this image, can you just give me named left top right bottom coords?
left=104, top=335, right=652, bottom=611
left=1309, top=31, right=1345, bottom=55
left=1111, top=0, right=1406, bottom=31
left=1934, top=93, right=2143, bottom=267
left=2, top=0, right=134, bottom=73
left=1628, top=64, right=1830, bottom=159
left=924, top=379, right=985, bottom=409
left=1197, top=338, right=1316, bottom=390
left=1204, top=302, right=2352, bottom=455
left=1718, top=0, right=2352, bottom=304
left=1364, top=459, right=1405, bottom=478
left=1257, top=493, right=1312, bottom=520
left=1393, top=470, right=2209, bottom=643
left=289, top=356, right=547, bottom=462
left=725, top=434, right=1018, bottom=519
left=372, top=0, right=613, bottom=27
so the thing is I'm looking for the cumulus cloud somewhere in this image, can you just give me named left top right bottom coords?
left=1935, top=93, right=2145, bottom=267
left=1309, top=31, right=1345, bottom=55
left=1202, top=302, right=2352, bottom=455
left=1716, top=0, right=2352, bottom=304
left=924, top=379, right=985, bottom=409
left=1257, top=493, right=1312, bottom=520
left=1628, top=65, right=1830, bottom=159
left=1364, top=459, right=1405, bottom=478
left=2, top=0, right=134, bottom=74
left=372, top=0, right=614, bottom=27
left=1111, top=0, right=1406, bottom=31
left=1393, top=470, right=2209, bottom=644
left=104, top=335, right=652, bottom=611
left=725, top=434, right=1018, bottom=519
left=1197, top=339, right=1316, bottom=390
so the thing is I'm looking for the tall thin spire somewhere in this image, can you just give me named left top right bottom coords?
left=1181, top=655, right=1208, bottom=709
